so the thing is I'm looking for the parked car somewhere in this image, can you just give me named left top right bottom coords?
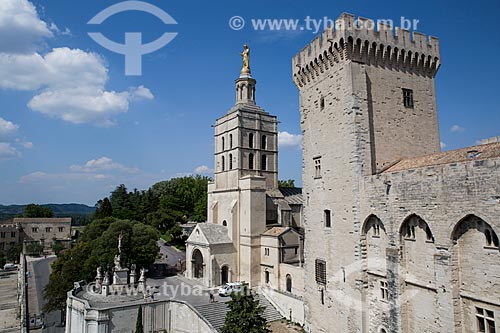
left=3, top=263, right=17, bottom=270
left=218, top=282, right=246, bottom=296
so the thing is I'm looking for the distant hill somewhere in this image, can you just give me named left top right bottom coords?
left=0, top=204, right=95, bottom=225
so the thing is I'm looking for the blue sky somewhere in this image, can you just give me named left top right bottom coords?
left=0, top=0, right=499, bottom=205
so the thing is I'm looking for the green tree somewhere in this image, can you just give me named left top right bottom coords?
left=278, top=179, right=296, bottom=188
left=43, top=242, right=92, bottom=324
left=94, top=198, right=113, bottom=219
left=24, top=204, right=53, bottom=218
left=221, top=290, right=271, bottom=333
left=25, top=242, right=43, bottom=256
left=43, top=219, right=159, bottom=323
left=51, top=242, right=65, bottom=256
left=6, top=244, right=22, bottom=263
left=135, top=306, right=144, bottom=333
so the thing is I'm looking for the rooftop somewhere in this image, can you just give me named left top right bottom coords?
left=262, top=227, right=289, bottom=237
left=197, top=223, right=232, bottom=244
left=384, top=142, right=500, bottom=173
left=278, top=187, right=303, bottom=205
left=14, top=217, right=72, bottom=223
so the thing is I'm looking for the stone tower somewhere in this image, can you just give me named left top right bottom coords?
left=206, top=49, right=279, bottom=286
left=292, top=13, right=441, bottom=333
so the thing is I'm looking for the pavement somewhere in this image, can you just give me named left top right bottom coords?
left=26, top=255, right=64, bottom=333
left=0, top=269, right=20, bottom=333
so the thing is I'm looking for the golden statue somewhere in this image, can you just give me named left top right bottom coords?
left=240, top=44, right=250, bottom=75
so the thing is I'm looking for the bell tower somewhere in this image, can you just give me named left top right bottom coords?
left=213, top=45, right=278, bottom=190
left=205, top=45, right=279, bottom=287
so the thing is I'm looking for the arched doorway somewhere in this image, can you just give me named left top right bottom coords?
left=192, top=249, right=204, bottom=278
left=221, top=266, right=229, bottom=285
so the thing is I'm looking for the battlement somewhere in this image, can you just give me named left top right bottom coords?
left=292, top=13, right=441, bottom=87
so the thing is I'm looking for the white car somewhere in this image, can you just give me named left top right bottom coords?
left=3, top=263, right=17, bottom=270
left=218, top=282, right=245, bottom=296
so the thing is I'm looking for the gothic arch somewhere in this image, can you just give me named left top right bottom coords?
left=192, top=249, right=204, bottom=279
left=451, top=214, right=499, bottom=248
left=450, top=214, right=500, bottom=332
left=362, top=214, right=387, bottom=236
left=399, top=214, right=435, bottom=243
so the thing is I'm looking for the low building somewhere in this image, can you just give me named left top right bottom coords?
left=0, top=222, right=20, bottom=252
left=14, top=217, right=71, bottom=250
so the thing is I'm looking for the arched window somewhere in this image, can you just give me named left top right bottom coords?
left=229, top=154, right=233, bottom=169
left=222, top=220, right=227, bottom=227
left=249, top=133, right=254, bottom=148
left=222, top=137, right=225, bottom=151
left=221, top=156, right=225, bottom=171
left=249, top=153, right=254, bottom=170
left=229, top=134, right=233, bottom=148
left=286, top=274, right=292, bottom=292
left=261, top=155, right=267, bottom=171
left=192, top=249, right=204, bottom=279
left=261, top=135, right=267, bottom=150
left=265, top=271, right=270, bottom=284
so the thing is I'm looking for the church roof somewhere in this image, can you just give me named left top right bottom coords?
left=196, top=223, right=232, bottom=244
left=279, top=187, right=303, bottom=205
left=384, top=142, right=500, bottom=173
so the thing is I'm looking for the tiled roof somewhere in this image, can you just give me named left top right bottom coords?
left=262, top=227, right=289, bottom=237
left=197, top=223, right=232, bottom=244
left=14, top=217, right=72, bottom=223
left=279, top=187, right=303, bottom=205
left=384, top=142, right=500, bottom=173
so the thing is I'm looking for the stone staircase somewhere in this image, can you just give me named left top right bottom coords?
left=194, top=293, right=283, bottom=332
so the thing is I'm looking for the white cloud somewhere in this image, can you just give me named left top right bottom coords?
left=278, top=131, right=302, bottom=148
left=194, top=165, right=214, bottom=174
left=16, top=138, right=34, bottom=149
left=130, top=85, right=154, bottom=101
left=0, top=143, right=20, bottom=160
left=49, top=22, right=71, bottom=36
left=69, top=157, right=139, bottom=173
left=440, top=142, right=447, bottom=149
left=0, top=1, right=154, bottom=126
left=0, top=117, right=19, bottom=138
left=0, top=0, right=53, bottom=53
left=20, top=171, right=109, bottom=184
left=450, top=125, right=466, bottom=133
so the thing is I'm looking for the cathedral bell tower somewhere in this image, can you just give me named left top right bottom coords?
left=213, top=45, right=278, bottom=190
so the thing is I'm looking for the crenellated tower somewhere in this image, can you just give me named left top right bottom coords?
left=292, top=13, right=442, bottom=333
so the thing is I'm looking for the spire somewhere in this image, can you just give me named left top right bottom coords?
left=235, top=44, right=256, bottom=105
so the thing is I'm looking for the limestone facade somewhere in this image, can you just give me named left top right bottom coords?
left=186, top=67, right=305, bottom=306
left=293, top=13, right=500, bottom=333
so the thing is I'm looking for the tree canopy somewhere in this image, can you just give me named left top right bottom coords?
left=24, top=203, right=53, bottom=217
left=43, top=218, right=159, bottom=316
left=221, top=291, right=271, bottom=333
left=278, top=179, right=296, bottom=188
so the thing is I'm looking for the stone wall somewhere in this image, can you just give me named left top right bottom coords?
left=66, top=296, right=216, bottom=333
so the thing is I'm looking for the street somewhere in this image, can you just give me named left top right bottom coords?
left=28, top=256, right=64, bottom=333
left=157, top=240, right=186, bottom=266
